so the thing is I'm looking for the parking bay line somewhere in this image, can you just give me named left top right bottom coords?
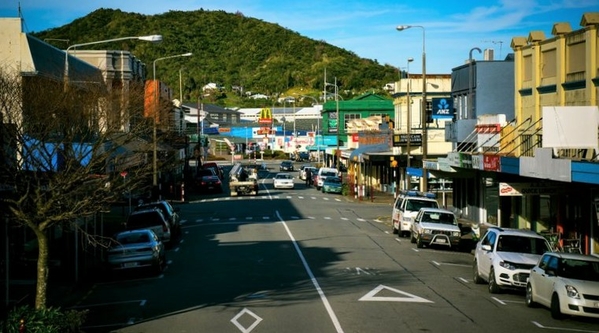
left=431, top=261, right=470, bottom=268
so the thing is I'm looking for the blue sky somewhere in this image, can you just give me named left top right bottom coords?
left=1, top=0, right=597, bottom=74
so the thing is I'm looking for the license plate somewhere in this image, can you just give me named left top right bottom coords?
left=123, top=262, right=138, bottom=268
left=435, top=238, right=447, bottom=244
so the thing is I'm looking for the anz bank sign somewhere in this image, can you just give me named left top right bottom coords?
left=432, top=98, right=454, bottom=120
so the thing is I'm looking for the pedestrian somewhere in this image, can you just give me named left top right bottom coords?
left=305, top=168, right=312, bottom=187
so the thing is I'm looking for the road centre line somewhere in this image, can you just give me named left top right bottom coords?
left=276, top=210, right=344, bottom=333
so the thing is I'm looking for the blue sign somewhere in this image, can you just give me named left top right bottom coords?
left=432, top=98, right=453, bottom=120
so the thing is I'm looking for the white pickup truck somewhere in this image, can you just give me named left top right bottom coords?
left=229, top=163, right=259, bottom=196
left=391, top=191, right=440, bottom=238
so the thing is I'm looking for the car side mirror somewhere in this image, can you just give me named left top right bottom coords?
left=545, top=269, right=556, bottom=277
left=481, top=244, right=492, bottom=251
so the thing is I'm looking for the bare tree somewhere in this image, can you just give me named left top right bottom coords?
left=0, top=67, right=155, bottom=310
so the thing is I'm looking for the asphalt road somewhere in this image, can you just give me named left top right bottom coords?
left=70, top=162, right=599, bottom=333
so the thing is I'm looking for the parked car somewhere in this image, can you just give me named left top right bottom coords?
left=280, top=160, right=294, bottom=171
left=473, top=227, right=552, bottom=293
left=273, top=172, right=295, bottom=189
left=195, top=168, right=223, bottom=193
left=107, top=229, right=166, bottom=275
left=410, top=208, right=461, bottom=250
left=315, top=167, right=339, bottom=190
left=202, top=162, right=224, bottom=179
left=322, top=177, right=343, bottom=194
left=125, top=208, right=172, bottom=245
left=134, top=200, right=181, bottom=239
left=526, top=252, right=599, bottom=319
left=391, top=190, right=439, bottom=237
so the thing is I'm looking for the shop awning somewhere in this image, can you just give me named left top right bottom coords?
left=347, top=144, right=390, bottom=163
left=407, top=167, right=435, bottom=179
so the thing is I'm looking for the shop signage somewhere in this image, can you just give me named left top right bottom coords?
left=432, top=98, right=454, bottom=120
left=471, top=155, right=482, bottom=169
left=483, top=155, right=501, bottom=171
left=499, top=182, right=563, bottom=196
left=392, top=133, right=422, bottom=147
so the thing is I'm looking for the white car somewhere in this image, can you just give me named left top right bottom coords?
left=526, top=252, right=599, bottom=319
left=410, top=208, right=461, bottom=250
left=315, top=167, right=338, bottom=190
left=273, top=172, right=294, bottom=189
left=473, top=227, right=552, bottom=293
left=391, top=190, right=439, bottom=237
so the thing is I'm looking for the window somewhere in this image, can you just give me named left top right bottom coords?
left=344, top=114, right=360, bottom=129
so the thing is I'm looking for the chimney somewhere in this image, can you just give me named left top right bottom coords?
left=484, top=48, right=494, bottom=61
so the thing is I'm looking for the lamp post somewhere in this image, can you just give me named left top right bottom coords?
left=468, top=47, right=482, bottom=120
left=406, top=57, right=414, bottom=190
left=64, top=35, right=162, bottom=89
left=397, top=25, right=427, bottom=191
left=152, top=52, right=193, bottom=188
left=300, top=95, right=321, bottom=163
left=326, top=78, right=340, bottom=170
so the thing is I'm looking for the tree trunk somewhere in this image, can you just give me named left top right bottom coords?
left=34, top=229, right=49, bottom=310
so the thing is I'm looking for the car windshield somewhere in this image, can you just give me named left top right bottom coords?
left=558, top=259, right=599, bottom=281
left=127, top=211, right=164, bottom=229
left=197, top=169, right=215, bottom=177
left=136, top=202, right=172, bottom=218
left=325, top=178, right=341, bottom=184
left=406, top=200, right=438, bottom=211
left=322, top=172, right=337, bottom=177
left=276, top=174, right=292, bottom=179
left=421, top=212, right=455, bottom=225
left=116, top=232, right=151, bottom=244
left=496, top=235, right=550, bottom=255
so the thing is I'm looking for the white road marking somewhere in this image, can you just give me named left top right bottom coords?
left=492, top=297, right=506, bottom=305
left=411, top=248, right=419, bottom=252
left=231, top=308, right=263, bottom=333
left=395, top=238, right=401, bottom=243
left=531, top=321, right=596, bottom=332
left=276, top=211, right=344, bottom=333
left=359, top=285, right=433, bottom=303
left=341, top=217, right=348, bottom=221
left=357, top=218, right=365, bottom=221
left=324, top=217, right=331, bottom=220
left=458, top=277, right=469, bottom=283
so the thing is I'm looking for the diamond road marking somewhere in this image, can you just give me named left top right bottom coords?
left=231, top=308, right=263, bottom=333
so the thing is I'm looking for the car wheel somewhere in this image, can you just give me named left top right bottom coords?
left=410, top=232, right=416, bottom=243
left=488, top=267, right=501, bottom=294
left=551, top=293, right=563, bottom=319
left=416, top=234, right=424, bottom=248
left=392, top=225, right=398, bottom=235
left=473, top=260, right=484, bottom=284
left=525, top=283, right=537, bottom=308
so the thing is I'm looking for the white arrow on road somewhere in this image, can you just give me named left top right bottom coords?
left=359, top=284, right=433, bottom=303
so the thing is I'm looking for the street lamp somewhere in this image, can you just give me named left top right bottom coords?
left=397, top=25, right=428, bottom=191
left=152, top=52, right=193, bottom=188
left=469, top=47, right=482, bottom=119
left=326, top=78, right=340, bottom=170
left=63, top=34, right=162, bottom=88
left=406, top=57, right=414, bottom=190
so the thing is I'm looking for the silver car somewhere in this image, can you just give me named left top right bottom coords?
left=107, top=229, right=166, bottom=274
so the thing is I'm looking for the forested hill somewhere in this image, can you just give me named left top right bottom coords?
left=33, top=8, right=399, bottom=106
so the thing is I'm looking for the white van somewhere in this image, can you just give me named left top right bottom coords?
left=315, top=167, right=339, bottom=190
